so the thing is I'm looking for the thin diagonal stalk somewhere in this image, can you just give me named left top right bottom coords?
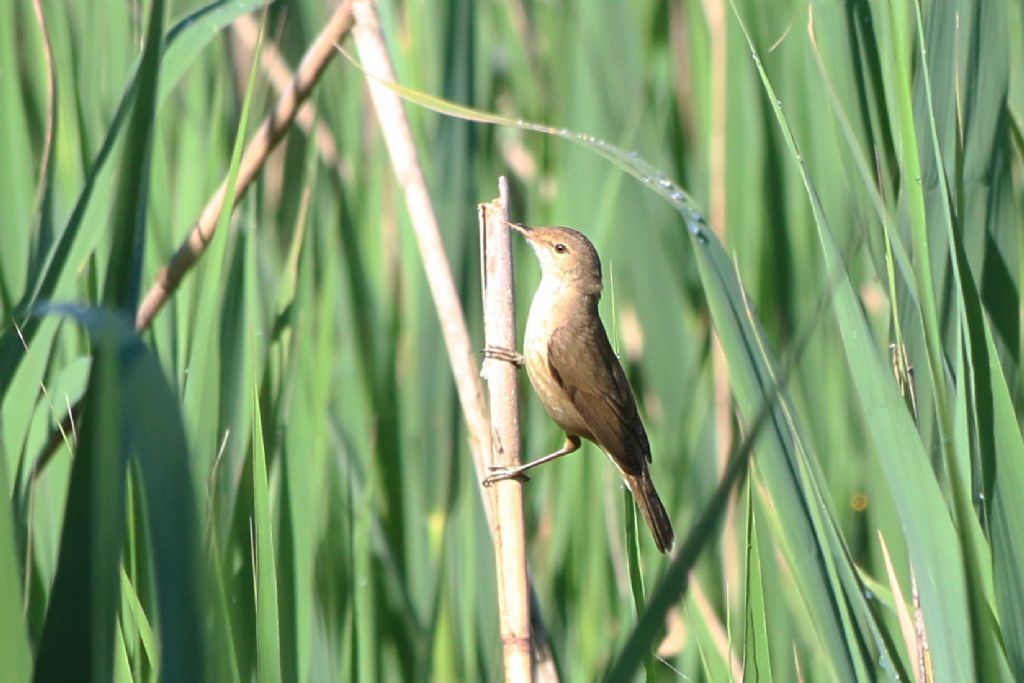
left=134, top=1, right=355, bottom=331
left=350, top=0, right=491, bottom=493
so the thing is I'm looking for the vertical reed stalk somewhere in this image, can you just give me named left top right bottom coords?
left=479, top=178, right=532, bottom=682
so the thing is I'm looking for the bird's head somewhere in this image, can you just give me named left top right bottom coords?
left=508, top=222, right=603, bottom=296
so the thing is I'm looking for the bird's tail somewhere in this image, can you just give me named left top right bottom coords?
left=625, top=469, right=674, bottom=553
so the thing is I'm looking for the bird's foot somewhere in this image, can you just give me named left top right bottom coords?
left=483, top=345, right=524, bottom=368
left=482, top=466, right=531, bottom=487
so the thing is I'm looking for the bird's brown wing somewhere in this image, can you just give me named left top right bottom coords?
left=547, top=320, right=651, bottom=474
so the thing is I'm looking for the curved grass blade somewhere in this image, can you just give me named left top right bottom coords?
left=159, top=0, right=270, bottom=105
left=123, top=341, right=205, bottom=683
left=335, top=44, right=709, bottom=236
left=30, top=303, right=204, bottom=682
left=32, top=309, right=126, bottom=683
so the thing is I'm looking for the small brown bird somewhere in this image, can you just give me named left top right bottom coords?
left=484, top=222, right=674, bottom=553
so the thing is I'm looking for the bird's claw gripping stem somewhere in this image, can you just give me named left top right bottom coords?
left=483, top=345, right=524, bottom=368
left=482, top=465, right=531, bottom=486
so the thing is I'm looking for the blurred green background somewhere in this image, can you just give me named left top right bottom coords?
left=1, top=0, right=1023, bottom=680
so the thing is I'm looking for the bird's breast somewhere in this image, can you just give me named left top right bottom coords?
left=522, top=281, right=592, bottom=439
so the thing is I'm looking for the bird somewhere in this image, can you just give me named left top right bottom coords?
left=483, top=222, right=674, bottom=553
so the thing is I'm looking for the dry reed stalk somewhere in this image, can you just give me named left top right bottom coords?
left=350, top=7, right=558, bottom=678
left=230, top=13, right=343, bottom=172
left=350, top=0, right=493, bottom=490
left=134, top=1, right=355, bottom=331
left=479, top=178, right=532, bottom=682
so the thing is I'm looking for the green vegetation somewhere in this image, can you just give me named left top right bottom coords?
left=1, top=0, right=1022, bottom=680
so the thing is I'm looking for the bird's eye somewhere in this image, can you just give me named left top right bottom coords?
left=554, top=243, right=568, bottom=254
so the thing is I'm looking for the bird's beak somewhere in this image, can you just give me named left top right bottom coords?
left=506, top=220, right=535, bottom=241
